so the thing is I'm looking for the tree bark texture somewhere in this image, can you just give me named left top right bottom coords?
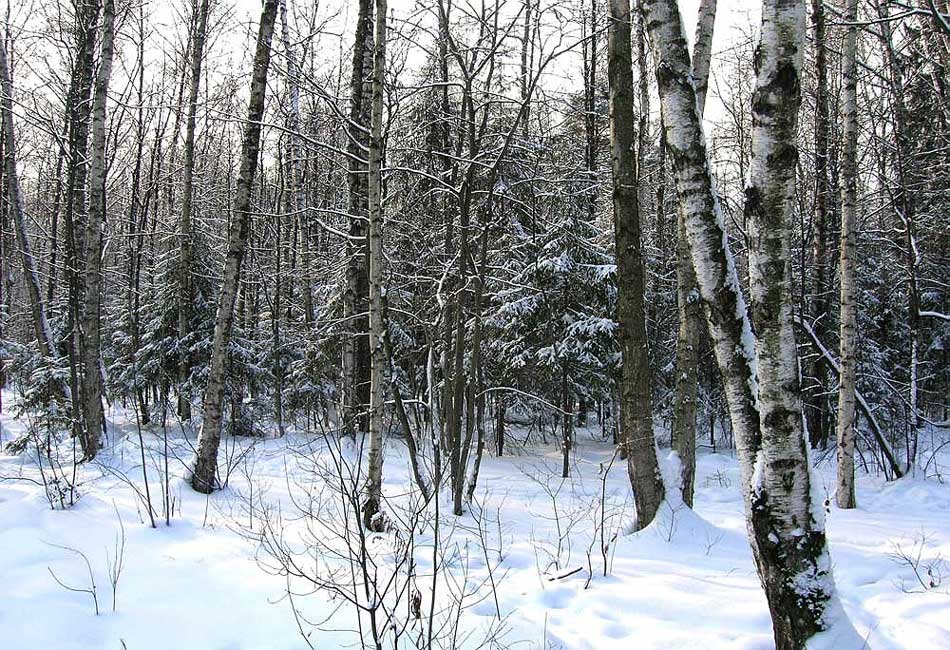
left=608, top=0, right=664, bottom=529
left=191, top=0, right=279, bottom=493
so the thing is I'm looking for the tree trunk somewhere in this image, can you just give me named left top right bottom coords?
left=835, top=0, right=859, bottom=510
left=278, top=0, right=311, bottom=326
left=608, top=0, right=664, bottom=529
left=362, top=0, right=387, bottom=531
left=805, top=0, right=832, bottom=450
left=875, top=0, right=921, bottom=472
left=0, top=42, right=59, bottom=362
left=191, top=0, right=279, bottom=494
left=343, top=0, right=374, bottom=436
left=743, top=0, right=836, bottom=642
left=62, top=0, right=99, bottom=455
left=671, top=0, right=717, bottom=508
left=79, top=0, right=117, bottom=459
left=639, top=0, right=845, bottom=644
left=177, top=0, right=211, bottom=422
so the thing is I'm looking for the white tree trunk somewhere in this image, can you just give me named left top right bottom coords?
left=742, top=1, right=838, bottom=644
left=79, top=0, right=117, bottom=459
left=639, top=0, right=848, bottom=644
left=191, top=0, right=279, bottom=493
left=835, top=0, right=859, bottom=509
left=362, top=0, right=387, bottom=532
left=671, top=0, right=717, bottom=508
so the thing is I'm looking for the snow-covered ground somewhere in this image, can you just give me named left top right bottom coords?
left=1, top=399, right=949, bottom=649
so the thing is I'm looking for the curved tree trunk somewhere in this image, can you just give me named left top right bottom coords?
left=608, top=0, right=664, bottom=529
left=191, top=0, right=279, bottom=494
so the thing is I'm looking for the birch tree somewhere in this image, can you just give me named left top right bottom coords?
left=362, top=0, right=387, bottom=531
left=191, top=0, right=279, bottom=493
left=835, top=0, right=859, bottom=509
left=607, top=0, right=664, bottom=528
left=638, top=0, right=850, bottom=644
left=670, top=0, right=716, bottom=508
left=79, top=0, right=117, bottom=459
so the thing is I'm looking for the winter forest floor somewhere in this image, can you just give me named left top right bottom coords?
left=1, top=397, right=949, bottom=650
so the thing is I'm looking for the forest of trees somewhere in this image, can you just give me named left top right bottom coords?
left=1, top=0, right=948, bottom=647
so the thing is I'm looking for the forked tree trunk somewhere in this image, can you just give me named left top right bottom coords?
left=607, top=0, right=664, bottom=529
left=671, top=0, right=716, bottom=508
left=362, top=0, right=387, bottom=531
left=835, top=0, right=859, bottom=509
left=191, top=0, right=279, bottom=494
left=177, top=0, right=211, bottom=422
left=639, top=0, right=846, bottom=645
left=79, top=0, right=117, bottom=460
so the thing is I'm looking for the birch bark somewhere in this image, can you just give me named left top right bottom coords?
left=639, top=0, right=844, bottom=643
left=79, top=0, right=117, bottom=459
left=362, top=0, right=387, bottom=531
left=835, top=0, right=859, bottom=509
left=191, top=0, right=279, bottom=493
left=671, top=0, right=716, bottom=507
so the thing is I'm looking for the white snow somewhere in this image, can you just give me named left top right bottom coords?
left=1, top=397, right=949, bottom=649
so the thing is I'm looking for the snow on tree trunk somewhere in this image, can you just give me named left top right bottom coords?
left=191, top=0, right=279, bottom=494
left=835, top=0, right=859, bottom=510
left=639, top=0, right=847, bottom=644
left=608, top=0, right=664, bottom=529
left=0, top=42, right=59, bottom=364
left=743, top=0, right=837, bottom=644
left=177, top=0, right=211, bottom=422
left=79, top=0, right=117, bottom=460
